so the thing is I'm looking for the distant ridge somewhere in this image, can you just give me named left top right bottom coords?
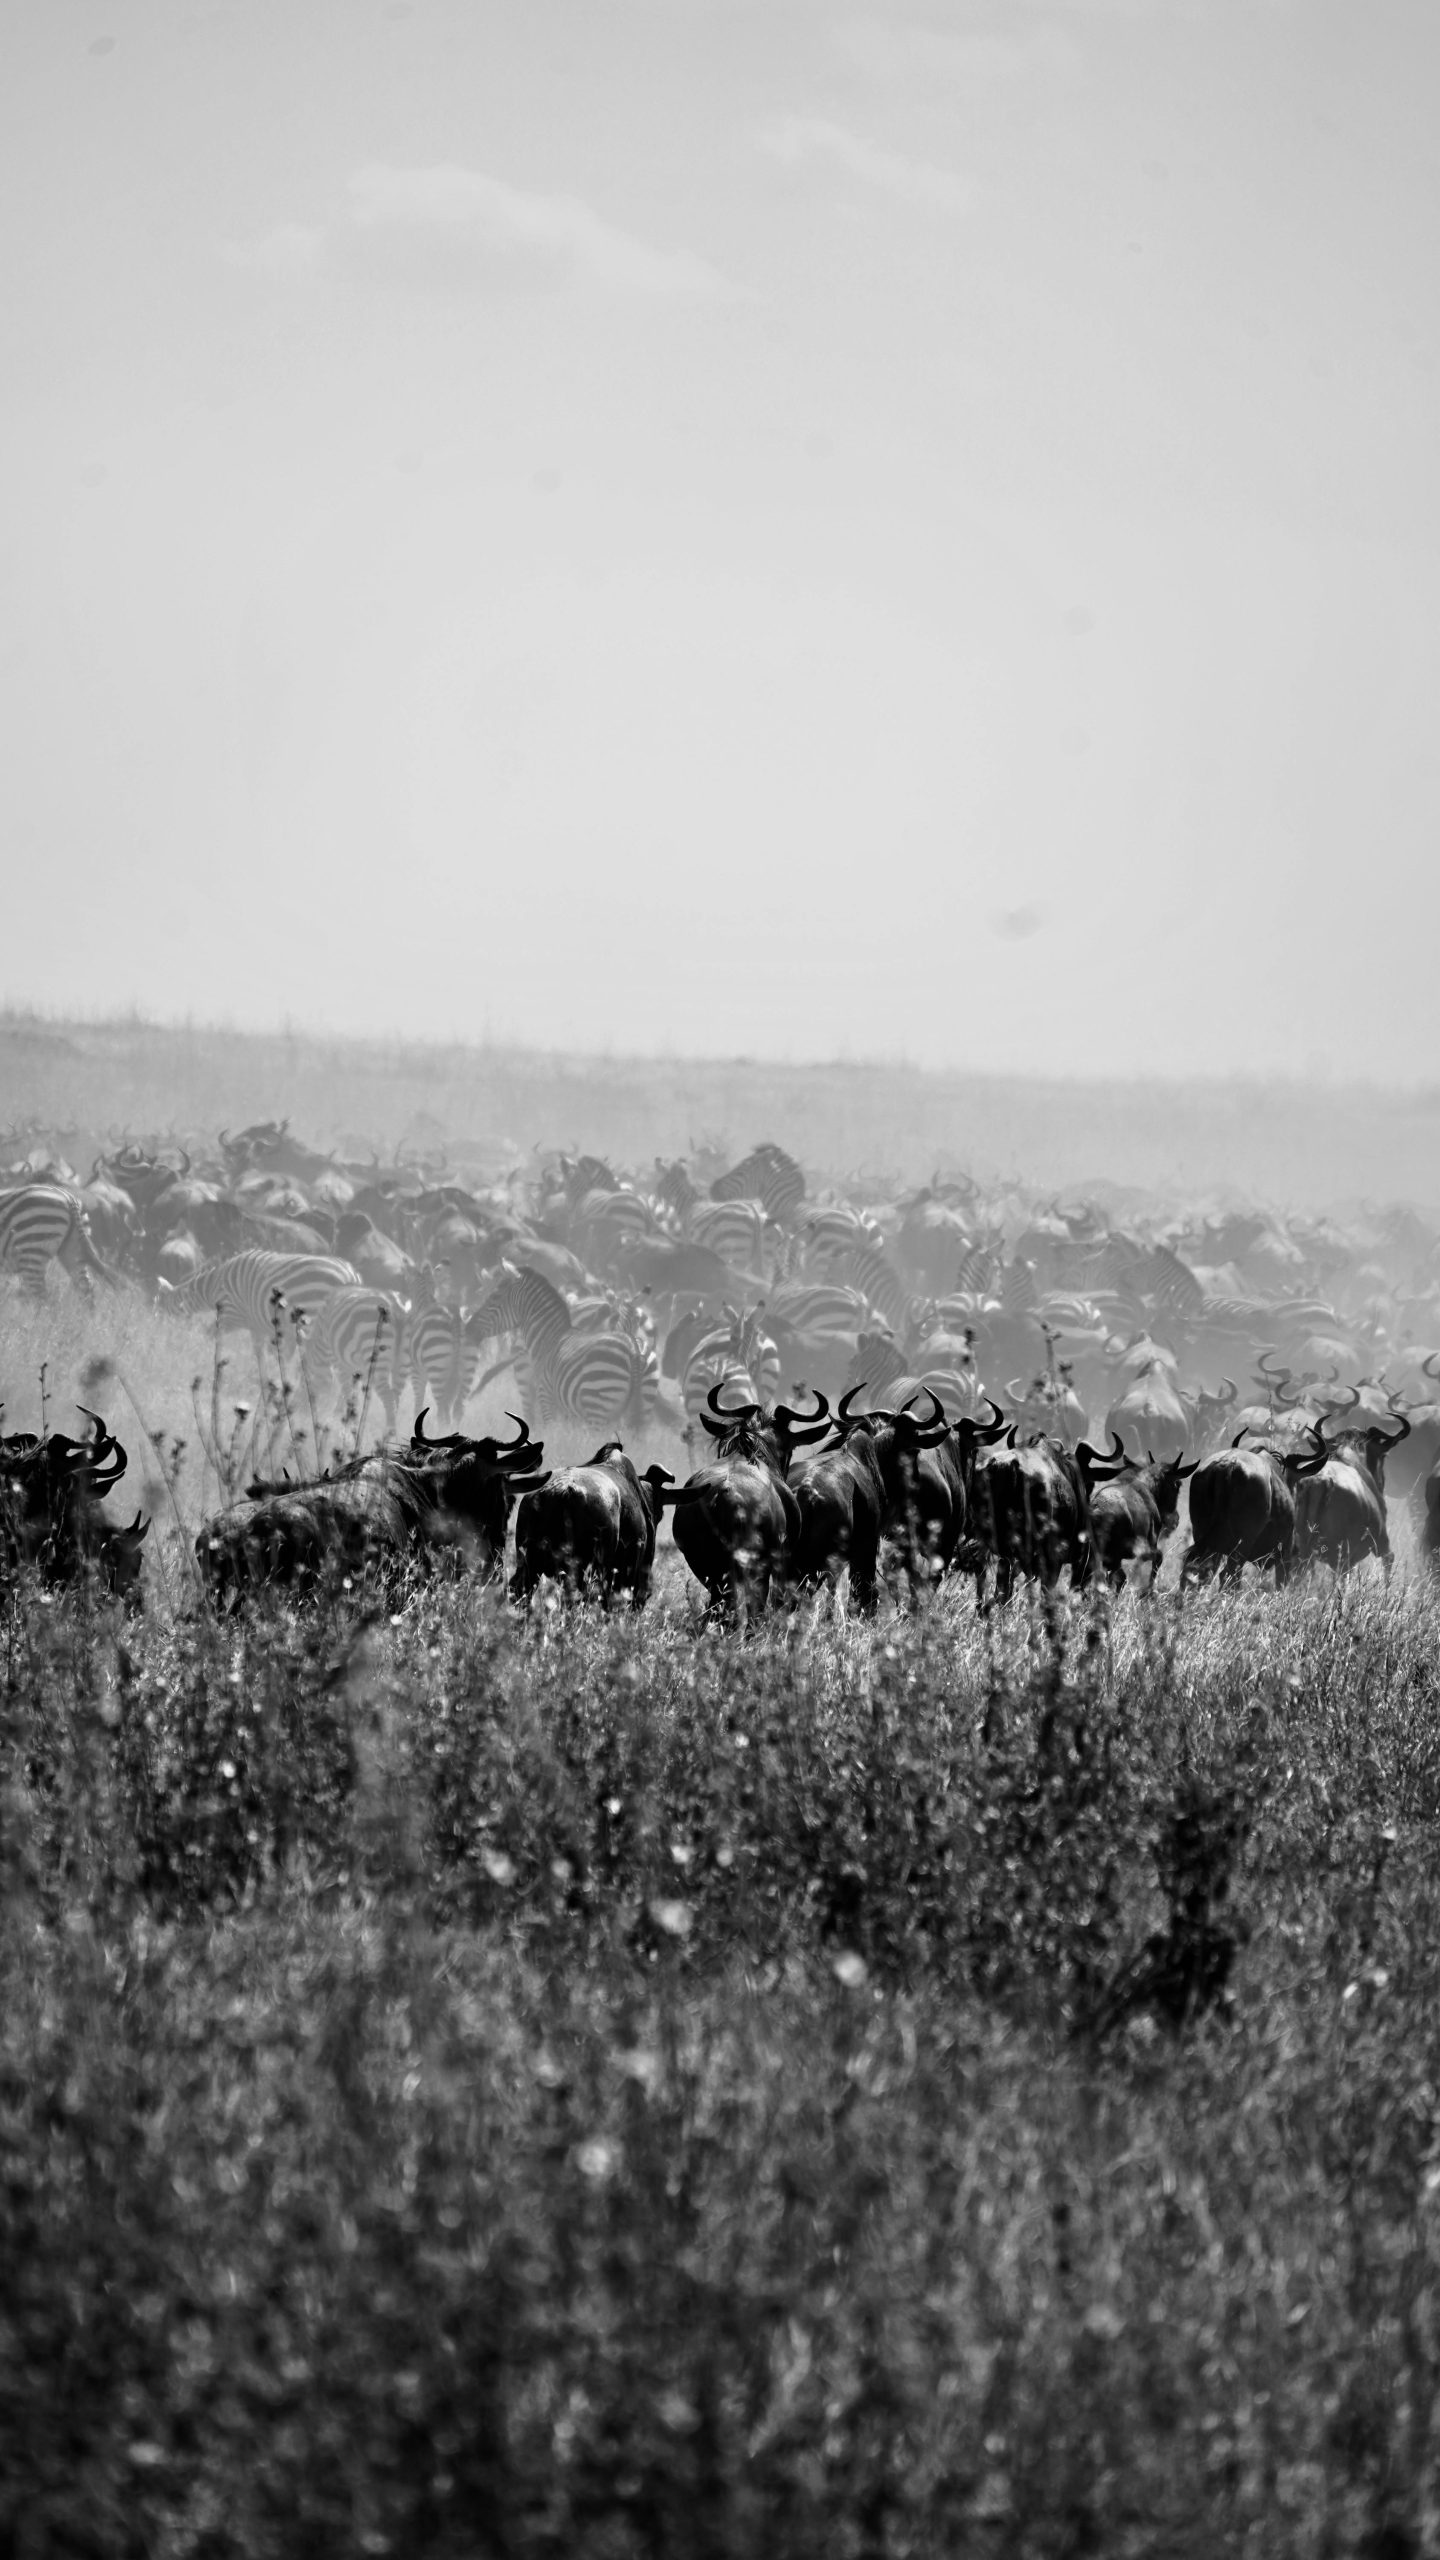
left=1, top=1010, right=1438, bottom=1208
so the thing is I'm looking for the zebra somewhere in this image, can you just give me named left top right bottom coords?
left=710, top=1143, right=805, bottom=1224
left=0, top=1185, right=117, bottom=1292
left=405, top=1294, right=491, bottom=1432
left=467, top=1266, right=665, bottom=1436
left=677, top=1307, right=782, bottom=1426
left=160, top=1251, right=363, bottom=1361
left=687, top=1198, right=771, bottom=1271
left=304, top=1287, right=411, bottom=1437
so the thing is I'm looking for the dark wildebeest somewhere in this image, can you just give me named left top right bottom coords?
left=197, top=1410, right=547, bottom=1605
left=1293, top=1406, right=1410, bottom=1576
left=0, top=1410, right=148, bottom=1599
left=787, top=1388, right=952, bottom=1614
left=1083, top=1447, right=1199, bottom=1590
left=511, top=1443, right=675, bottom=1606
left=669, top=1386, right=831, bottom=1621
left=1180, top=1426, right=1334, bottom=1587
left=860, top=1389, right=1011, bottom=1596
left=968, top=1429, right=1130, bottom=1607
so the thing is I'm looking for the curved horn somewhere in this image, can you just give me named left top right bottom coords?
left=901, top=1387, right=947, bottom=1429
left=774, top=1388, right=829, bottom=1429
left=1231, top=1427, right=1251, bottom=1446
left=1322, top=1382, right=1360, bottom=1417
left=1423, top=1351, right=1440, bottom=1385
left=1256, top=1350, right=1289, bottom=1384
left=706, top=1382, right=759, bottom=1421
left=835, top=1385, right=865, bottom=1424
left=1371, top=1409, right=1411, bottom=1448
left=411, top=1407, right=456, bottom=1447
left=501, top=1412, right=533, bottom=1449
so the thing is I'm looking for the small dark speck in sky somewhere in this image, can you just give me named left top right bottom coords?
left=989, top=905, right=1044, bottom=942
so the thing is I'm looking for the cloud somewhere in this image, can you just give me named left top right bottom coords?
left=344, top=162, right=729, bottom=297
left=762, top=115, right=972, bottom=211
left=225, top=164, right=729, bottom=300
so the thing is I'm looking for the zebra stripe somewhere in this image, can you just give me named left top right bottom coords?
left=304, top=1287, right=409, bottom=1432
left=0, top=1185, right=113, bottom=1291
left=687, top=1199, right=770, bottom=1269
left=678, top=1310, right=782, bottom=1423
left=765, top=1283, right=870, bottom=1340
left=468, top=1266, right=660, bottom=1432
left=406, top=1300, right=490, bottom=1432
left=164, top=1251, right=363, bottom=1347
left=710, top=1144, right=805, bottom=1223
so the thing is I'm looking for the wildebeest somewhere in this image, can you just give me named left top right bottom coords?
left=1083, top=1448, right=1199, bottom=1590
left=511, top=1442, right=675, bottom=1606
left=0, top=1410, right=148, bottom=1598
left=197, top=1410, right=547, bottom=1605
left=1180, top=1426, right=1333, bottom=1586
left=669, top=1385, right=831, bottom=1620
left=1293, top=1407, right=1410, bottom=1576
left=787, top=1388, right=952, bottom=1614
left=968, top=1429, right=1130, bottom=1606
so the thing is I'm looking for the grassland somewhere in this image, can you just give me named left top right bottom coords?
left=7, top=1505, right=1440, bottom=2556
left=7, top=1031, right=1440, bottom=2551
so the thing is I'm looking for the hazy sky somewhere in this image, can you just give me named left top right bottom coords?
left=3, top=0, right=1437, bottom=1080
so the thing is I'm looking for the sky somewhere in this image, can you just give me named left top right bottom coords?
left=2, top=0, right=1437, bottom=1082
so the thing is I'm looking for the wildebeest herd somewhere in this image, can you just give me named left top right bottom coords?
left=3, top=1119, right=1439, bottom=1612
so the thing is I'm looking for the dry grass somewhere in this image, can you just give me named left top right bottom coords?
left=4, top=1281, right=1440, bottom=2551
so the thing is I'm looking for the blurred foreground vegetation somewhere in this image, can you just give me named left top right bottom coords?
left=6, top=1560, right=1440, bottom=2556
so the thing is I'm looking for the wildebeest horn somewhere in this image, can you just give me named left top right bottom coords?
left=836, top=1385, right=865, bottom=1423
left=901, top=1388, right=947, bottom=1427
left=1424, top=1352, right=1440, bottom=1385
left=1322, top=1383, right=1360, bottom=1416
left=774, top=1388, right=829, bottom=1430
left=411, top=1407, right=457, bottom=1447
left=1076, top=1433, right=1129, bottom=1474
left=1371, top=1409, right=1411, bottom=1447
left=706, top=1383, right=758, bottom=1420
left=501, top=1412, right=533, bottom=1448
left=1256, top=1350, right=1289, bottom=1383
left=1231, top=1427, right=1251, bottom=1446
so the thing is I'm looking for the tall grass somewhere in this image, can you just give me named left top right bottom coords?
left=5, top=1547, right=1440, bottom=2554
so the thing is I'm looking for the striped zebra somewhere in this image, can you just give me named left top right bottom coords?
left=161, top=1251, right=363, bottom=1357
left=765, top=1282, right=871, bottom=1342
left=405, top=1296, right=492, bottom=1432
left=467, top=1266, right=663, bottom=1436
left=574, top=1188, right=663, bottom=1267
left=687, top=1198, right=770, bottom=1271
left=677, top=1307, right=782, bottom=1426
left=0, top=1185, right=117, bottom=1292
left=303, top=1287, right=410, bottom=1436
left=652, top=1157, right=699, bottom=1221
left=710, top=1144, right=805, bottom=1223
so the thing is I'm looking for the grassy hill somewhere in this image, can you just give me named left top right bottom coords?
left=4, top=1009, right=1439, bottom=1207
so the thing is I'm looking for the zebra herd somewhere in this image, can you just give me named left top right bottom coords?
left=6, top=1119, right=1440, bottom=1512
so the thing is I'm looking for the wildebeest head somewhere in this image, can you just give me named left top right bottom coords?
left=1, top=1410, right=147, bottom=1595
left=697, top=1382, right=831, bottom=1470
